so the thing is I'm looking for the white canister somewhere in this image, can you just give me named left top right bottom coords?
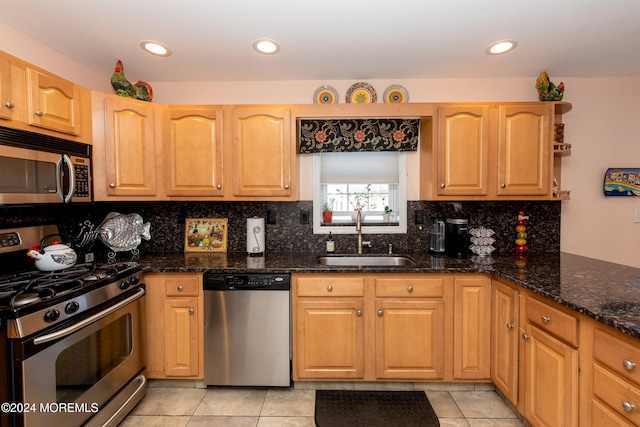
left=246, top=217, right=265, bottom=254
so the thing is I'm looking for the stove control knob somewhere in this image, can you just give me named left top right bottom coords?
left=65, top=301, right=80, bottom=314
left=130, top=275, right=140, bottom=284
left=44, top=309, right=60, bottom=323
left=118, top=279, right=130, bottom=290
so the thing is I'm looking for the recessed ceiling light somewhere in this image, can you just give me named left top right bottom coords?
left=253, top=39, right=280, bottom=55
left=140, top=41, right=171, bottom=57
left=486, top=40, right=517, bottom=55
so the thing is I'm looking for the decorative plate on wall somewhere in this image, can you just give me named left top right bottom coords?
left=313, top=85, right=339, bottom=104
left=383, top=85, right=409, bottom=103
left=345, top=82, right=377, bottom=103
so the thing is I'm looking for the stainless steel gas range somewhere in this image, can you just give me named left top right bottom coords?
left=0, top=225, right=147, bottom=427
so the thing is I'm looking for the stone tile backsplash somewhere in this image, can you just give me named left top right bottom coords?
left=0, top=200, right=559, bottom=255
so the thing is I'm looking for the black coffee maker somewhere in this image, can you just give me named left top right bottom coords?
left=445, top=217, right=469, bottom=258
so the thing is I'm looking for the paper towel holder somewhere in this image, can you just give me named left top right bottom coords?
left=247, top=216, right=265, bottom=256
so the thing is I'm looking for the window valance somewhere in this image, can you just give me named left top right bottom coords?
left=298, top=118, right=419, bottom=153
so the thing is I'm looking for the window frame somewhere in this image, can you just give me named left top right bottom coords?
left=312, top=152, right=408, bottom=235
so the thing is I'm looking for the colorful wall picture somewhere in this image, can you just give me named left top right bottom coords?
left=184, top=218, right=228, bottom=252
left=603, top=168, right=640, bottom=196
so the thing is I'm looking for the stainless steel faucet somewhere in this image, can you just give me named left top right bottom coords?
left=355, top=210, right=372, bottom=254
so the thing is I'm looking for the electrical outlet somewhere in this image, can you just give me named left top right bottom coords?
left=300, top=210, right=309, bottom=224
left=266, top=210, right=276, bottom=224
left=635, top=208, right=640, bottom=223
left=414, top=211, right=424, bottom=224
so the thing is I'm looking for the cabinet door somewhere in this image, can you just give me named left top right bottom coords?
left=230, top=107, right=292, bottom=198
left=164, top=298, right=199, bottom=377
left=295, top=300, right=365, bottom=379
left=0, top=54, right=13, bottom=120
left=436, top=105, right=490, bottom=196
left=491, top=280, right=519, bottom=405
left=26, top=68, right=81, bottom=135
left=454, top=276, right=491, bottom=380
left=102, top=96, right=158, bottom=197
left=164, top=106, right=224, bottom=197
left=497, top=104, right=551, bottom=196
left=523, top=323, right=578, bottom=427
left=375, top=299, right=445, bottom=380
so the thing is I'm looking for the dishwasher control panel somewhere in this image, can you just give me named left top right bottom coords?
left=204, top=273, right=291, bottom=290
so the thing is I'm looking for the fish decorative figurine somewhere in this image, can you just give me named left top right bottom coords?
left=97, top=212, right=151, bottom=254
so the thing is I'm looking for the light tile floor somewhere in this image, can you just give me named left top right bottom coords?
left=119, top=381, right=526, bottom=427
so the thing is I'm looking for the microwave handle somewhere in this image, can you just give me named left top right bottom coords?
left=57, top=154, right=75, bottom=203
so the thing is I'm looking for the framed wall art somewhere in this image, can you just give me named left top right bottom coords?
left=603, top=168, right=640, bottom=196
left=184, top=218, right=228, bottom=252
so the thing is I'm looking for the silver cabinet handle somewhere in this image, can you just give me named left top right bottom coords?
left=507, top=323, right=514, bottom=329
left=541, top=315, right=550, bottom=323
left=284, top=184, right=290, bottom=189
left=109, top=183, right=116, bottom=188
left=407, top=286, right=413, bottom=293
left=356, top=309, right=362, bottom=316
left=177, top=285, right=183, bottom=291
left=216, top=184, right=222, bottom=189
left=522, top=333, right=530, bottom=340
left=378, top=310, right=383, bottom=316
left=501, top=183, right=506, bottom=188
left=440, top=183, right=445, bottom=188
left=624, top=359, right=637, bottom=370
left=327, top=285, right=333, bottom=292
left=4, top=101, right=13, bottom=108
left=622, top=401, right=635, bottom=412
left=35, top=109, right=43, bottom=116
left=189, top=308, right=194, bottom=315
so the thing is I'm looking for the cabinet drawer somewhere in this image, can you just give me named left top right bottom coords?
left=165, top=275, right=200, bottom=297
left=375, top=277, right=444, bottom=298
left=592, top=398, right=636, bottom=427
left=594, top=328, right=640, bottom=385
left=296, top=277, right=364, bottom=297
left=593, top=363, right=640, bottom=425
left=526, top=296, right=578, bottom=346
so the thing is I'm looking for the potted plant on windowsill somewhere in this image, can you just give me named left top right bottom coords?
left=322, top=200, right=334, bottom=224
left=383, top=206, right=393, bottom=223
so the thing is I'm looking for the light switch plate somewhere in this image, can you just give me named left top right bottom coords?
left=635, top=208, right=640, bottom=223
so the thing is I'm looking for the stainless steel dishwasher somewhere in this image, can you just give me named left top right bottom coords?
left=203, top=273, right=291, bottom=387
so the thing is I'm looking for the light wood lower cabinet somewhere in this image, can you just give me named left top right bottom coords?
left=491, top=280, right=519, bottom=406
left=144, top=273, right=204, bottom=379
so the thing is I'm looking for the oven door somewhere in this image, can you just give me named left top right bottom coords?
left=15, top=288, right=145, bottom=427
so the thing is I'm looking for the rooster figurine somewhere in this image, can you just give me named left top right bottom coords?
left=110, top=60, right=153, bottom=102
left=535, top=71, right=564, bottom=101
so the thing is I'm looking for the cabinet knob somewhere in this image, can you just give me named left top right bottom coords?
left=177, top=285, right=183, bottom=291
left=327, top=285, right=333, bottom=292
left=356, top=309, right=362, bottom=316
left=522, top=333, right=530, bottom=340
left=622, top=401, right=635, bottom=412
left=4, top=101, right=13, bottom=109
left=506, top=323, right=514, bottom=330
left=407, top=286, right=413, bottom=293
left=284, top=184, right=289, bottom=190
left=541, top=315, right=551, bottom=323
left=216, top=184, right=222, bottom=189
left=109, top=183, right=116, bottom=188
left=378, top=310, right=383, bottom=316
left=501, top=183, right=506, bottom=188
left=440, top=183, right=445, bottom=189
left=35, top=109, right=43, bottom=116
left=189, top=308, right=194, bottom=315
left=623, top=359, right=637, bottom=370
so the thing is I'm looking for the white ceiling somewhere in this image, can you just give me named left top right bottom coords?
left=1, top=0, right=639, bottom=83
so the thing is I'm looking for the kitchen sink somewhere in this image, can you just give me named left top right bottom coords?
left=316, top=254, right=415, bottom=267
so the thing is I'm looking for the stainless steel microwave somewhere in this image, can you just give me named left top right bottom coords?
left=0, top=126, right=91, bottom=204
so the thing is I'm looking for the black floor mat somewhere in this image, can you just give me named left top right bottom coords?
left=315, top=390, right=440, bottom=427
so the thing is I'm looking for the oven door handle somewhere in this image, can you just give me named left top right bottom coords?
left=33, top=287, right=145, bottom=345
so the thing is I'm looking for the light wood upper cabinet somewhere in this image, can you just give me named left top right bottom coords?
left=164, top=106, right=224, bottom=197
left=229, top=106, right=293, bottom=199
left=435, top=105, right=491, bottom=196
left=92, top=93, right=161, bottom=200
left=496, top=104, right=552, bottom=196
left=26, top=68, right=82, bottom=136
left=0, top=54, right=13, bottom=120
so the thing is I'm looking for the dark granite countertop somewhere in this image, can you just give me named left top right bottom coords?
left=132, top=251, right=640, bottom=340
